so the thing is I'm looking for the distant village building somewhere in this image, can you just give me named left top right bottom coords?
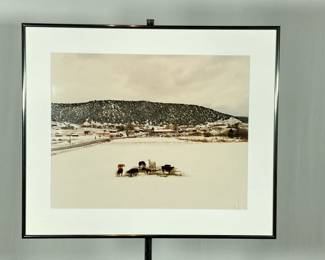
left=82, top=121, right=91, bottom=127
left=153, top=128, right=175, bottom=134
left=107, top=129, right=118, bottom=133
left=92, top=121, right=103, bottom=128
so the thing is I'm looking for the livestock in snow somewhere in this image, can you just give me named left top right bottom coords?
left=126, top=167, right=139, bottom=177
left=161, top=164, right=174, bottom=174
left=116, top=164, right=125, bottom=176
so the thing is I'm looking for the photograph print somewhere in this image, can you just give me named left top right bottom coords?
left=51, top=53, right=250, bottom=209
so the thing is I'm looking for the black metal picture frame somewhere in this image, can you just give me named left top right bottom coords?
left=22, top=22, right=280, bottom=241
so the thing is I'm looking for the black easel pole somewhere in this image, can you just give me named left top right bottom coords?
left=145, top=237, right=152, bottom=260
left=143, top=19, right=154, bottom=260
left=146, top=19, right=155, bottom=27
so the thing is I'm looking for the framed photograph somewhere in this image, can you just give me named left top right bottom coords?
left=22, top=23, right=279, bottom=238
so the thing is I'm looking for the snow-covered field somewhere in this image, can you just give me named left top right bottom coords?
left=51, top=137, right=247, bottom=209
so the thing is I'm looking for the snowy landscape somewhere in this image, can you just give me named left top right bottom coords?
left=50, top=101, right=248, bottom=209
left=50, top=53, right=250, bottom=209
left=51, top=137, right=247, bottom=209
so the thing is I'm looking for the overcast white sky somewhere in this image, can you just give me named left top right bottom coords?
left=51, top=53, right=250, bottom=116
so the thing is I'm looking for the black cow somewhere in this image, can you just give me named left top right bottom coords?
left=138, top=161, right=146, bottom=169
left=126, top=167, right=139, bottom=177
left=161, top=164, right=174, bottom=174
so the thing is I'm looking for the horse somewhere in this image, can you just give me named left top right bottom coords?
left=148, top=159, right=156, bottom=170
left=116, top=164, right=125, bottom=177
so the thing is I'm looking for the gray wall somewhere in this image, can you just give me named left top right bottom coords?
left=1, top=0, right=324, bottom=259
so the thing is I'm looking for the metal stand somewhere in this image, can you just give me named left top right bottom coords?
left=144, top=18, right=154, bottom=260
left=145, top=237, right=152, bottom=260
left=146, top=19, right=155, bottom=27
